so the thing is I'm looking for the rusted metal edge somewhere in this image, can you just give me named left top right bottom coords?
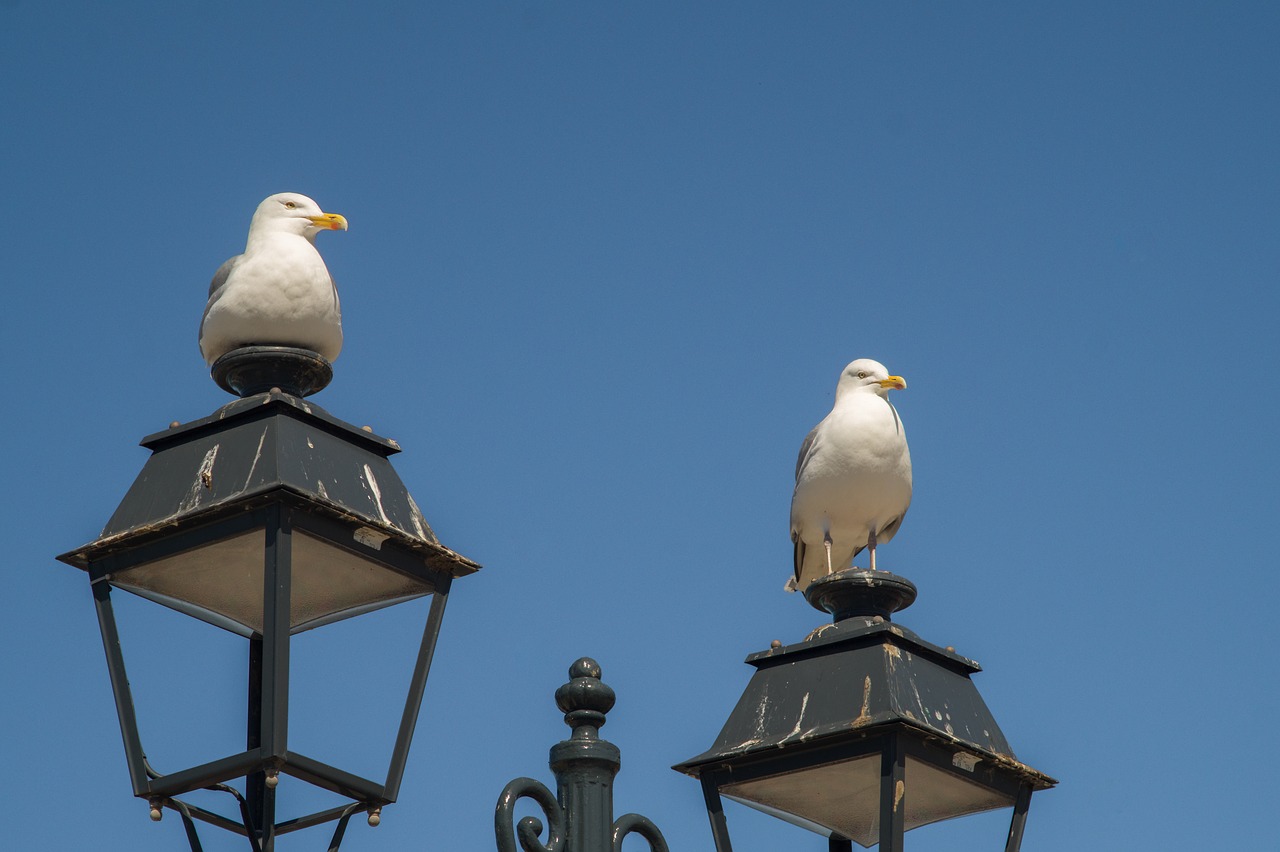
left=142, top=391, right=400, bottom=456
left=746, top=621, right=982, bottom=674
left=56, top=485, right=481, bottom=576
left=674, top=717, right=1056, bottom=789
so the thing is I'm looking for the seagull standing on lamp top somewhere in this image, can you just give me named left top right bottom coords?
left=788, top=358, right=912, bottom=592
left=198, top=192, right=348, bottom=366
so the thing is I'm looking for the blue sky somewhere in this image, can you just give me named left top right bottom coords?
left=3, top=3, right=1278, bottom=850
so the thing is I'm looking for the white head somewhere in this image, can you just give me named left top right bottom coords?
left=834, top=358, right=907, bottom=401
left=246, top=192, right=348, bottom=244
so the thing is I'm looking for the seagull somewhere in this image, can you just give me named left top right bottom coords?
left=788, top=358, right=912, bottom=592
left=198, top=192, right=347, bottom=366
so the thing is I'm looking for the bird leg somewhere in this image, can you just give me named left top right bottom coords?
left=823, top=532, right=834, bottom=574
left=867, top=529, right=878, bottom=572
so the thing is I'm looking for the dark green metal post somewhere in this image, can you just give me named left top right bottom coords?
left=550, top=659, right=620, bottom=852
left=495, top=658, right=668, bottom=852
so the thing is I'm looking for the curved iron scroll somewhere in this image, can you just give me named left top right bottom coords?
left=495, top=777, right=565, bottom=852
left=612, top=813, right=670, bottom=852
left=167, top=799, right=206, bottom=852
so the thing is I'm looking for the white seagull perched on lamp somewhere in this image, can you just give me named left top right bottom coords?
left=198, top=192, right=348, bottom=366
left=788, top=358, right=913, bottom=592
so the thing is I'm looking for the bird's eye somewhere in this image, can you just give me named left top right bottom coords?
left=283, top=201, right=297, bottom=209
left=857, top=371, right=868, bottom=379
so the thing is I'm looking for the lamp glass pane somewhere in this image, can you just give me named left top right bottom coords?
left=902, top=756, right=1014, bottom=829
left=722, top=754, right=880, bottom=846
left=291, top=531, right=429, bottom=632
left=720, top=753, right=1015, bottom=847
left=111, top=529, right=430, bottom=636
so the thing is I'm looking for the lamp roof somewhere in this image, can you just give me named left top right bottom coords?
left=675, top=611, right=1054, bottom=791
left=59, top=390, right=479, bottom=579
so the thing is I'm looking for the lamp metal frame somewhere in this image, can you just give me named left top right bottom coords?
left=87, top=499, right=455, bottom=850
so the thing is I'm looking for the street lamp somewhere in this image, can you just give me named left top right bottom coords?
left=675, top=569, right=1056, bottom=851
left=58, top=346, right=480, bottom=851
left=58, top=344, right=1054, bottom=851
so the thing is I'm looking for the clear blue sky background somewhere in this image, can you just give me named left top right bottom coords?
left=3, top=3, right=1277, bottom=850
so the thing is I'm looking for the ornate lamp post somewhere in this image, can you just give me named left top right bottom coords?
left=495, top=658, right=669, bottom=852
left=675, top=569, right=1056, bottom=851
left=58, top=347, right=479, bottom=851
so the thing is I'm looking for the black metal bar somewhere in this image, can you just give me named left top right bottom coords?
left=251, top=504, right=293, bottom=852
left=1004, top=782, right=1033, bottom=852
left=828, top=836, right=853, bottom=852
left=262, top=505, right=292, bottom=758
left=282, top=751, right=388, bottom=802
left=699, top=774, right=734, bottom=852
left=165, top=799, right=251, bottom=837
left=275, top=803, right=365, bottom=836
left=90, top=579, right=151, bottom=797
left=383, top=580, right=451, bottom=801
left=143, top=750, right=262, bottom=798
left=246, top=637, right=272, bottom=845
left=878, top=736, right=905, bottom=852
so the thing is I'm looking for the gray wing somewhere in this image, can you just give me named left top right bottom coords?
left=875, top=509, right=908, bottom=544
left=790, top=424, right=821, bottom=583
left=794, top=424, right=820, bottom=482
left=198, top=254, right=241, bottom=350
left=207, top=254, right=241, bottom=299
left=791, top=531, right=806, bottom=587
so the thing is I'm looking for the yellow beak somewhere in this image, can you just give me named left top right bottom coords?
left=879, top=375, right=907, bottom=390
left=309, top=213, right=348, bottom=231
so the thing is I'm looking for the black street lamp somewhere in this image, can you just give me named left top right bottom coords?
left=57, top=347, right=480, bottom=851
left=675, top=570, right=1056, bottom=851
left=58, top=346, right=1055, bottom=852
